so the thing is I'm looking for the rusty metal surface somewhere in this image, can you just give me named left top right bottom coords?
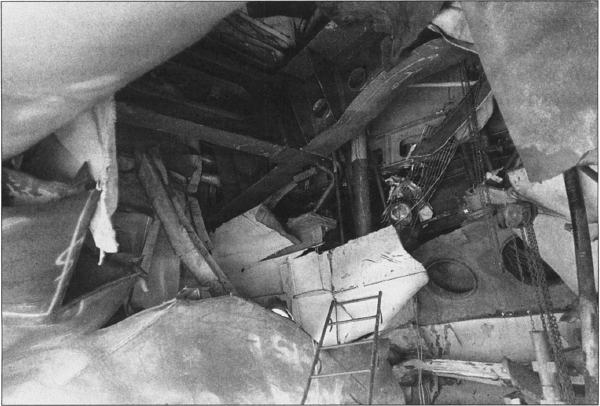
left=462, top=3, right=598, bottom=182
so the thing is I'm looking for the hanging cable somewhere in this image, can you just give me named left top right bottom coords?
left=460, top=62, right=504, bottom=273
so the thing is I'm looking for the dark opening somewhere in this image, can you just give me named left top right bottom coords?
left=502, top=237, right=562, bottom=286
left=348, top=67, right=366, bottom=90
left=61, top=244, right=133, bottom=306
left=312, top=98, right=329, bottom=118
left=399, top=139, right=415, bottom=158
left=427, top=259, right=477, bottom=298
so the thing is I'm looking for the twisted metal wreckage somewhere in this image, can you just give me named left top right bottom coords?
left=2, top=2, right=598, bottom=404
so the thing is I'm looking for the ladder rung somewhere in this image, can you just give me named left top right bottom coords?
left=334, top=295, right=380, bottom=306
left=312, top=369, right=371, bottom=379
left=327, top=315, right=376, bottom=326
left=322, top=339, right=374, bottom=350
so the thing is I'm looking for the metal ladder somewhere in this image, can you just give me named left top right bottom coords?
left=300, top=291, right=383, bottom=405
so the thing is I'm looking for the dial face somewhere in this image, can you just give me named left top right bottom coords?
left=390, top=202, right=412, bottom=225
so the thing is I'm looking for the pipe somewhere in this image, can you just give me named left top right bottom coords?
left=372, top=164, right=387, bottom=211
left=313, top=164, right=335, bottom=214
left=200, top=173, right=222, bottom=188
left=564, top=167, right=599, bottom=403
left=332, top=154, right=346, bottom=244
left=350, top=131, right=372, bottom=237
left=458, top=143, right=477, bottom=186
left=500, top=148, right=520, bottom=175
left=580, top=165, right=598, bottom=183
left=408, top=81, right=478, bottom=88
left=480, top=133, right=495, bottom=173
left=530, top=331, right=562, bottom=403
left=138, top=152, right=238, bottom=297
left=340, top=150, right=357, bottom=233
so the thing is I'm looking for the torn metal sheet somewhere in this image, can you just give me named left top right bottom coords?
left=508, top=167, right=598, bottom=223
left=2, top=188, right=139, bottom=352
left=2, top=191, right=100, bottom=315
left=210, top=204, right=297, bottom=276
left=462, top=3, right=598, bottom=182
left=3, top=273, right=138, bottom=354
left=1, top=2, right=243, bottom=160
left=531, top=214, right=598, bottom=295
left=236, top=261, right=288, bottom=303
left=210, top=205, right=336, bottom=304
left=286, top=212, right=337, bottom=245
left=384, top=312, right=581, bottom=364
left=2, top=165, right=92, bottom=206
left=287, top=226, right=428, bottom=346
left=89, top=98, right=119, bottom=255
left=55, top=97, right=120, bottom=254
left=2, top=296, right=405, bottom=404
left=430, top=2, right=473, bottom=44
left=214, top=225, right=426, bottom=344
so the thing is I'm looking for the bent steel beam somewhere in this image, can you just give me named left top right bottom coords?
left=118, top=103, right=326, bottom=167
left=213, top=39, right=470, bottom=226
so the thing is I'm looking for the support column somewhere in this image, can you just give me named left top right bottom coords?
left=530, top=331, right=563, bottom=404
left=350, top=130, right=372, bottom=238
left=564, top=167, right=599, bottom=404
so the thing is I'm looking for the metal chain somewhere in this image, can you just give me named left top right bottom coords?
left=511, top=237, right=538, bottom=331
left=462, top=60, right=572, bottom=401
left=528, top=310, right=536, bottom=331
left=521, top=224, right=574, bottom=403
left=471, top=134, right=503, bottom=271
left=521, top=229, right=548, bottom=332
left=512, top=237, right=526, bottom=284
left=460, top=64, right=504, bottom=273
